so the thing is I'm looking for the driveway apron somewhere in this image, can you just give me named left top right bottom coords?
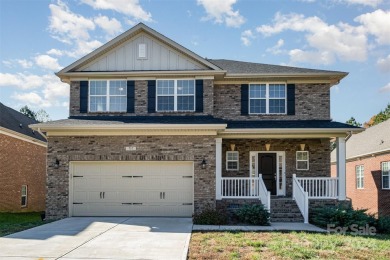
left=0, top=217, right=192, bottom=260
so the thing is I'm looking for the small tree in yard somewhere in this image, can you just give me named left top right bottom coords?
left=19, top=105, right=51, bottom=122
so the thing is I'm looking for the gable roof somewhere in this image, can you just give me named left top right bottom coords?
left=0, top=103, right=46, bottom=143
left=331, top=119, right=390, bottom=162
left=57, top=23, right=221, bottom=76
left=208, top=59, right=348, bottom=76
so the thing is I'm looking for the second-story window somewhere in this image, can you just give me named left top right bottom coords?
left=89, top=80, right=127, bottom=112
left=249, top=83, right=286, bottom=114
left=156, top=79, right=195, bottom=112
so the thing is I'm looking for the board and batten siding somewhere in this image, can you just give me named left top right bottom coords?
left=79, top=33, right=208, bottom=71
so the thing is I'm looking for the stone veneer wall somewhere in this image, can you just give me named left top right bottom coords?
left=222, top=138, right=331, bottom=196
left=69, top=80, right=214, bottom=116
left=213, top=83, right=331, bottom=120
left=46, top=135, right=216, bottom=219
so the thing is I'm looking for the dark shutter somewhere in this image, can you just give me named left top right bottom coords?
left=126, top=81, right=135, bottom=113
left=241, top=84, right=249, bottom=115
left=195, top=79, right=203, bottom=112
left=80, top=81, right=88, bottom=113
left=287, top=84, right=295, bottom=115
left=147, top=80, right=156, bottom=113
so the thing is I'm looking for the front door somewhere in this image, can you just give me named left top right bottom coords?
left=258, top=153, right=277, bottom=195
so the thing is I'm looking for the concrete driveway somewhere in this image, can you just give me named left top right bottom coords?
left=0, top=217, right=192, bottom=260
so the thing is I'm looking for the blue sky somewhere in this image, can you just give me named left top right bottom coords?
left=0, top=0, right=389, bottom=123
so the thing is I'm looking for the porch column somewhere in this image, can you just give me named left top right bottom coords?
left=336, top=137, right=346, bottom=200
left=216, top=138, right=222, bottom=200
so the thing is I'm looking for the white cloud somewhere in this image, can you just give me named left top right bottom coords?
left=241, top=30, right=255, bottom=46
left=355, top=9, right=390, bottom=45
left=49, top=0, right=95, bottom=44
left=81, top=0, right=152, bottom=21
left=47, top=48, right=64, bottom=56
left=2, top=59, right=33, bottom=69
left=94, top=15, right=123, bottom=36
left=377, top=54, right=390, bottom=73
left=197, top=0, right=245, bottom=28
left=379, top=82, right=390, bottom=93
left=266, top=39, right=285, bottom=54
left=338, top=0, right=383, bottom=7
left=34, top=55, right=62, bottom=71
left=2, top=73, right=69, bottom=108
left=256, top=12, right=368, bottom=64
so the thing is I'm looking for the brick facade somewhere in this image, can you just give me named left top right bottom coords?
left=0, top=134, right=46, bottom=212
left=222, top=138, right=331, bottom=196
left=331, top=153, right=390, bottom=216
left=213, top=83, right=330, bottom=120
left=46, top=135, right=216, bottom=219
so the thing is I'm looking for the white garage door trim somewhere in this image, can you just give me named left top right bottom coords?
left=68, top=161, right=194, bottom=217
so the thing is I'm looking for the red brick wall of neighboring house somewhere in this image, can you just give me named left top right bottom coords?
left=331, top=153, right=390, bottom=216
left=0, top=133, right=46, bottom=212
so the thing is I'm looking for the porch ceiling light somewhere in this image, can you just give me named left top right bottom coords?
left=230, top=144, right=235, bottom=151
left=300, top=144, right=306, bottom=151
left=265, top=143, right=271, bottom=151
left=201, top=159, right=207, bottom=169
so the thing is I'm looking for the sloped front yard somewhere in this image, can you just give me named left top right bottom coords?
left=189, top=231, right=390, bottom=260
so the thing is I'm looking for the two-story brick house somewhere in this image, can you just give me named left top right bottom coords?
left=31, top=23, right=363, bottom=222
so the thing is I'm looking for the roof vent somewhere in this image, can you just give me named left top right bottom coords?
left=19, top=123, right=23, bottom=128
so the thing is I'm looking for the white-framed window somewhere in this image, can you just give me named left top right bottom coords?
left=21, top=185, right=27, bottom=207
left=249, top=83, right=286, bottom=114
left=156, top=79, right=195, bottom=112
left=382, top=161, right=390, bottom=189
left=226, top=151, right=239, bottom=170
left=296, top=151, right=309, bottom=170
left=89, top=80, right=127, bottom=112
left=138, top=43, right=147, bottom=59
left=356, top=165, right=364, bottom=189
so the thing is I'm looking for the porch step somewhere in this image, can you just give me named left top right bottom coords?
left=270, top=198, right=304, bottom=223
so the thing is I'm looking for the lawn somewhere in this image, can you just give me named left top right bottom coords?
left=189, top=231, right=390, bottom=260
left=0, top=212, right=48, bottom=237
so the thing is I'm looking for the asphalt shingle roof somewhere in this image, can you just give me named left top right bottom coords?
left=207, top=59, right=347, bottom=75
left=0, top=103, right=46, bottom=142
left=331, top=119, right=390, bottom=162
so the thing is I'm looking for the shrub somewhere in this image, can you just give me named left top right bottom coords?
left=376, top=215, right=390, bottom=234
left=311, top=204, right=376, bottom=232
left=193, top=207, right=228, bottom=225
left=235, top=204, right=270, bottom=226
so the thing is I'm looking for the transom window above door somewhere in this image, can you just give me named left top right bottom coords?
left=249, top=84, right=286, bottom=114
left=89, top=80, right=127, bottom=112
left=156, top=79, right=195, bottom=112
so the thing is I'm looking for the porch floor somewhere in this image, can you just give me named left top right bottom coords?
left=193, top=223, right=326, bottom=233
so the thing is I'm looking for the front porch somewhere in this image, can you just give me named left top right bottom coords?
left=214, top=137, right=348, bottom=223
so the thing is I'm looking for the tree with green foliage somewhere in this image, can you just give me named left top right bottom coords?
left=345, top=117, right=362, bottom=127
left=364, top=104, right=390, bottom=128
left=19, top=105, right=50, bottom=123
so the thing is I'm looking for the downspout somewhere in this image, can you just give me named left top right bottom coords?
left=37, top=127, right=48, bottom=141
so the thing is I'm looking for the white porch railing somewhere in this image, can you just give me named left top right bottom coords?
left=221, top=177, right=270, bottom=210
left=293, top=174, right=309, bottom=223
left=296, top=177, right=338, bottom=199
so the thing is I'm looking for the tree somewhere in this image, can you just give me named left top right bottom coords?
left=345, top=117, right=362, bottom=127
left=19, top=105, right=50, bottom=123
left=364, top=104, right=390, bottom=128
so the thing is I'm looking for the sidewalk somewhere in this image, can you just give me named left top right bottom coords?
left=193, top=222, right=327, bottom=232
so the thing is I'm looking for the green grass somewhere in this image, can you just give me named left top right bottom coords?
left=0, top=212, right=48, bottom=237
left=189, top=231, right=390, bottom=260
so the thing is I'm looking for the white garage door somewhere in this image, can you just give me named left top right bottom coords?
left=70, top=161, right=194, bottom=217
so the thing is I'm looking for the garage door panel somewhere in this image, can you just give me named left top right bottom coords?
left=72, top=161, right=193, bottom=217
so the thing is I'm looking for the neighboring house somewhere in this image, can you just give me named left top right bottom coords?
left=0, top=103, right=47, bottom=212
left=331, top=119, right=390, bottom=216
left=30, top=23, right=363, bottom=222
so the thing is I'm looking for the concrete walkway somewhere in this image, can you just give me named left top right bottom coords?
left=0, top=217, right=192, bottom=260
left=193, top=222, right=327, bottom=232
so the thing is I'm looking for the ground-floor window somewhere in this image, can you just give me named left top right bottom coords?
left=356, top=165, right=364, bottom=189
left=382, top=161, right=390, bottom=189
left=226, top=151, right=239, bottom=170
left=296, top=151, right=309, bottom=170
left=21, top=185, right=27, bottom=207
